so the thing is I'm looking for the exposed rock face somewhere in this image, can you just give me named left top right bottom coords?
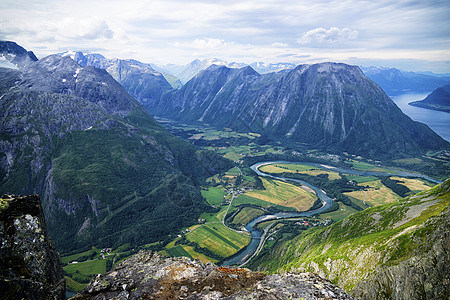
left=0, top=40, right=38, bottom=68
left=73, top=250, right=352, bottom=299
left=152, top=63, right=449, bottom=158
left=0, top=194, right=65, bottom=299
left=351, top=196, right=450, bottom=299
left=65, top=51, right=175, bottom=107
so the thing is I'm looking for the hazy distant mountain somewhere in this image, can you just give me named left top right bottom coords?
left=154, top=59, right=296, bottom=84
left=170, top=58, right=246, bottom=84
left=409, top=85, right=450, bottom=113
left=0, top=42, right=232, bottom=253
left=361, top=66, right=450, bottom=96
left=249, top=62, right=296, bottom=74
left=152, top=63, right=449, bottom=158
left=59, top=51, right=178, bottom=108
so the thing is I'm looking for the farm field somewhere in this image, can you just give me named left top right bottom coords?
left=61, top=249, right=98, bottom=264
left=245, top=178, right=317, bottom=211
left=226, top=166, right=241, bottom=176
left=181, top=245, right=219, bottom=263
left=349, top=160, right=398, bottom=174
left=166, top=245, right=193, bottom=259
left=201, top=187, right=225, bottom=206
left=63, top=258, right=106, bottom=275
left=186, top=223, right=250, bottom=258
left=345, top=175, right=378, bottom=183
left=259, top=163, right=341, bottom=180
left=389, top=176, right=434, bottom=193
left=321, top=203, right=360, bottom=221
left=231, top=194, right=293, bottom=211
left=231, top=207, right=265, bottom=225
left=200, top=206, right=228, bottom=223
left=63, top=259, right=107, bottom=291
left=344, top=180, right=401, bottom=206
left=259, top=163, right=315, bottom=173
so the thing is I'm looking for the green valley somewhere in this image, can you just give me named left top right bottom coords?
left=61, top=121, right=445, bottom=293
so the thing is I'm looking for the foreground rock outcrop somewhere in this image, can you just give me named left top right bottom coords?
left=0, top=194, right=65, bottom=299
left=73, top=250, right=353, bottom=299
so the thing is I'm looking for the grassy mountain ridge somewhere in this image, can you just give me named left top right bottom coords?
left=248, top=179, right=449, bottom=299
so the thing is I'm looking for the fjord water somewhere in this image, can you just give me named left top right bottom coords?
left=391, top=93, right=450, bottom=141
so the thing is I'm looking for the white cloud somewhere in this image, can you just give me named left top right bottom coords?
left=272, top=42, right=288, bottom=48
left=190, top=38, right=229, bottom=49
left=0, top=0, right=449, bottom=72
left=57, top=17, right=114, bottom=41
left=298, top=27, right=358, bottom=44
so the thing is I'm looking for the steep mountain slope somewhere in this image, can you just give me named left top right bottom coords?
left=248, top=179, right=450, bottom=299
left=0, top=40, right=38, bottom=68
left=61, top=51, right=176, bottom=109
left=409, top=84, right=450, bottom=113
left=361, top=66, right=450, bottom=96
left=153, top=63, right=449, bottom=158
left=0, top=43, right=232, bottom=254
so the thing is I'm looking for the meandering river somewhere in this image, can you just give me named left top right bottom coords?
left=222, top=161, right=442, bottom=266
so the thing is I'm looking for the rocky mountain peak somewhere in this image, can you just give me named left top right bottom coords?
left=0, top=40, right=38, bottom=68
left=73, top=250, right=353, bottom=299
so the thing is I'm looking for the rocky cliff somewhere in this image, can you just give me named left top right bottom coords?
left=0, top=40, right=38, bottom=68
left=152, top=63, right=449, bottom=158
left=0, top=194, right=65, bottom=299
left=73, top=250, right=353, bottom=299
left=66, top=51, right=176, bottom=107
left=249, top=180, right=450, bottom=299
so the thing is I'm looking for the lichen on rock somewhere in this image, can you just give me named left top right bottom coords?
left=73, top=250, right=353, bottom=299
left=0, top=194, right=65, bottom=299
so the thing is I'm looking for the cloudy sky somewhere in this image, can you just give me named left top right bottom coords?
left=1, top=0, right=449, bottom=72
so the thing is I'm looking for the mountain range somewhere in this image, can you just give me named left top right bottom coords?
left=360, top=66, right=450, bottom=96
left=0, top=42, right=232, bottom=253
left=153, top=60, right=450, bottom=96
left=153, top=58, right=296, bottom=84
left=1, top=40, right=449, bottom=252
left=150, top=63, right=449, bottom=158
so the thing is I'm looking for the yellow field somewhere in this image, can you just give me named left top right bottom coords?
left=259, top=164, right=313, bottom=173
left=232, top=207, right=265, bottom=225
left=245, top=178, right=317, bottom=211
left=181, top=245, right=219, bottom=264
left=389, top=176, right=433, bottom=193
left=302, top=169, right=341, bottom=180
left=186, top=223, right=250, bottom=257
left=259, top=164, right=341, bottom=180
left=344, top=180, right=401, bottom=206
